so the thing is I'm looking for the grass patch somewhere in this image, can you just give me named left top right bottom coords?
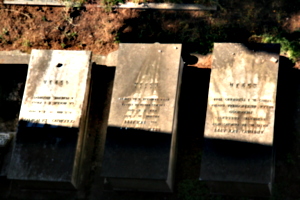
left=259, top=32, right=300, bottom=63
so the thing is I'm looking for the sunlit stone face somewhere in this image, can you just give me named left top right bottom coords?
left=19, top=50, right=91, bottom=128
left=204, top=43, right=280, bottom=145
left=108, top=43, right=183, bottom=134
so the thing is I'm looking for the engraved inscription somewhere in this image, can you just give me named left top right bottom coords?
left=117, top=62, right=169, bottom=132
left=211, top=95, right=274, bottom=135
left=22, top=93, right=76, bottom=127
left=119, top=96, right=169, bottom=132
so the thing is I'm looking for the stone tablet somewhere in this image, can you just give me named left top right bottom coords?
left=102, top=43, right=183, bottom=192
left=4, top=0, right=62, bottom=6
left=8, top=50, right=92, bottom=189
left=200, top=43, right=280, bottom=196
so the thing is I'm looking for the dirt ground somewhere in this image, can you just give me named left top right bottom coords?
left=0, top=0, right=299, bottom=58
left=0, top=4, right=128, bottom=54
left=0, top=0, right=299, bottom=67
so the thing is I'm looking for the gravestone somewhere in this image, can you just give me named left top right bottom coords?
left=101, top=43, right=183, bottom=192
left=200, top=43, right=280, bottom=196
left=8, top=50, right=92, bottom=189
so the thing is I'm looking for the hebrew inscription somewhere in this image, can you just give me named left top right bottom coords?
left=108, top=43, right=182, bottom=133
left=204, top=43, right=280, bottom=145
left=118, top=62, right=170, bottom=132
left=212, top=97, right=274, bottom=134
left=18, top=50, right=91, bottom=128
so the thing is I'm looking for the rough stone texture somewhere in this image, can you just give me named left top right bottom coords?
left=3, top=0, right=63, bottom=6
left=102, top=43, right=183, bottom=192
left=92, top=50, right=118, bottom=67
left=2, top=1, right=217, bottom=10
left=18, top=50, right=91, bottom=128
left=200, top=43, right=280, bottom=196
left=0, top=50, right=117, bottom=66
left=8, top=50, right=92, bottom=189
left=113, top=2, right=217, bottom=10
left=0, top=51, right=30, bottom=64
left=108, top=43, right=182, bottom=133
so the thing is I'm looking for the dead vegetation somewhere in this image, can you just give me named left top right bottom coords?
left=0, top=4, right=139, bottom=54
left=0, top=0, right=299, bottom=62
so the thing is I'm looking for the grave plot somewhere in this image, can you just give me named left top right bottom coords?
left=200, top=43, right=280, bottom=196
left=101, top=43, right=183, bottom=192
left=8, top=50, right=92, bottom=189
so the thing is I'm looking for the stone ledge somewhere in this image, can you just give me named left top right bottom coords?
left=0, top=50, right=118, bottom=66
left=111, top=2, right=217, bottom=10
left=3, top=1, right=217, bottom=10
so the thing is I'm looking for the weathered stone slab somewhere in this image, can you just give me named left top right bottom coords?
left=4, top=0, right=63, bottom=6
left=8, top=50, right=92, bottom=189
left=111, top=2, right=217, bottom=10
left=0, top=50, right=117, bottom=66
left=0, top=51, right=30, bottom=64
left=3, top=0, right=83, bottom=6
left=200, top=43, right=280, bottom=196
left=101, top=43, right=183, bottom=192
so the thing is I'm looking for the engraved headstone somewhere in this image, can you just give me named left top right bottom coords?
left=8, top=50, right=92, bottom=189
left=101, top=43, right=183, bottom=192
left=200, top=43, right=280, bottom=196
